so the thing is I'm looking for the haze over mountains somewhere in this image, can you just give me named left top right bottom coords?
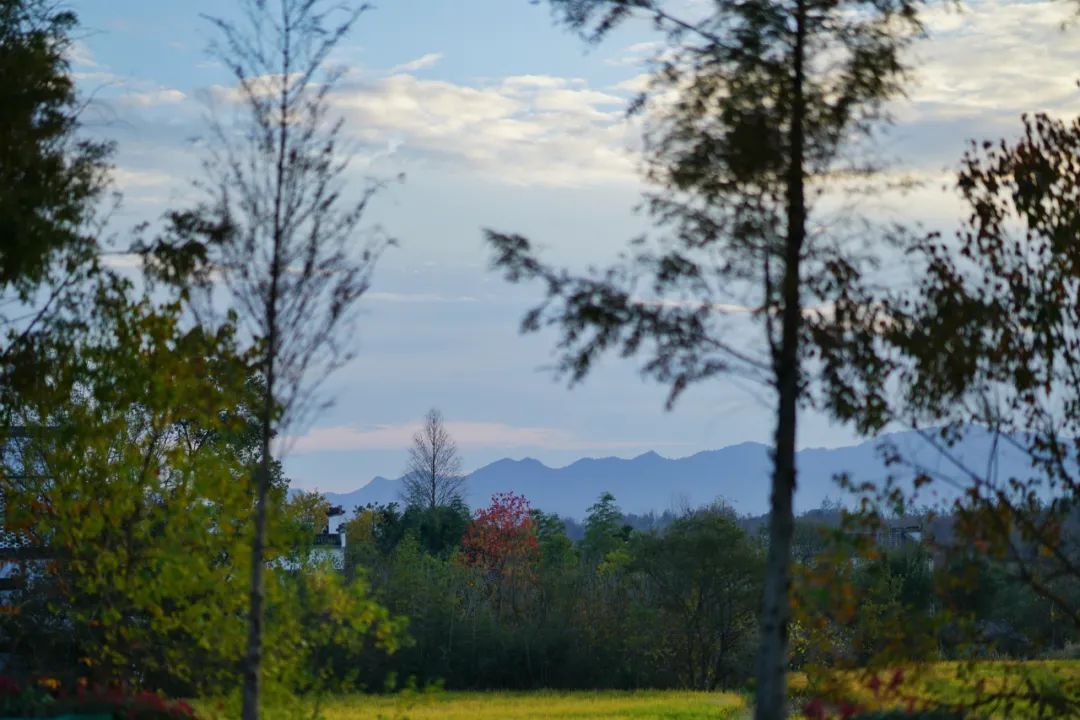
left=322, top=427, right=1039, bottom=519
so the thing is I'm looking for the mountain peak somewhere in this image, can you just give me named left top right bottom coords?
left=484, top=456, right=546, bottom=470
left=318, top=428, right=1011, bottom=520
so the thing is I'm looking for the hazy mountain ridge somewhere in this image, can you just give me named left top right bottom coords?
left=320, top=427, right=1040, bottom=519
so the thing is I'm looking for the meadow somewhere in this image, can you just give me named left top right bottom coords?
left=829, top=660, right=1080, bottom=718
left=318, top=690, right=749, bottom=720
left=304, top=661, right=1080, bottom=720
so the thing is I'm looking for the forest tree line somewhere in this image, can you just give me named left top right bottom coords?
left=288, top=488, right=1080, bottom=693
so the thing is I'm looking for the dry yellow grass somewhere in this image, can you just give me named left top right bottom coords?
left=319, top=690, right=749, bottom=720
left=799, top=660, right=1080, bottom=717
left=204, top=661, right=1078, bottom=720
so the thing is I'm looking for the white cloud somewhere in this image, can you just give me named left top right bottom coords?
left=67, top=41, right=100, bottom=69
left=121, top=89, right=188, bottom=107
left=119, top=53, right=642, bottom=189
left=906, top=0, right=1080, bottom=124
left=72, top=70, right=127, bottom=87
left=111, top=166, right=180, bottom=192
left=207, top=73, right=305, bottom=105
left=97, top=1, right=1080, bottom=199
left=289, top=421, right=653, bottom=453
left=332, top=73, right=640, bottom=186
left=99, top=253, right=143, bottom=270
left=605, top=41, right=664, bottom=67
left=613, top=73, right=652, bottom=94
left=500, top=74, right=583, bottom=90
left=503, top=77, right=624, bottom=116
left=389, top=52, right=443, bottom=73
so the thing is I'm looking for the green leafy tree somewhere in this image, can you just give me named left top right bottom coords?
left=162, top=2, right=396, bottom=716
left=287, top=490, right=333, bottom=535
left=0, top=284, right=256, bottom=693
left=532, top=509, right=578, bottom=570
left=403, top=499, right=472, bottom=558
left=633, top=506, right=764, bottom=689
left=365, top=535, right=467, bottom=689
left=1, top=282, right=404, bottom=709
left=581, top=492, right=630, bottom=564
left=0, top=0, right=110, bottom=300
left=343, top=500, right=470, bottom=568
left=342, top=503, right=404, bottom=580
left=0, top=0, right=112, bottom=431
left=576, top=493, right=641, bottom=683
left=260, top=544, right=404, bottom=715
left=487, top=2, right=925, bottom=715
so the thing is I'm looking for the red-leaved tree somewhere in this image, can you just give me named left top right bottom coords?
left=461, top=492, right=540, bottom=616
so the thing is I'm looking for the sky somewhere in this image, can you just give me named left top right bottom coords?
left=64, top=0, right=1080, bottom=493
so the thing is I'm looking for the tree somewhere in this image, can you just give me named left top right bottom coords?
left=462, top=492, right=541, bottom=616
left=401, top=408, right=465, bottom=511
left=818, top=111, right=1080, bottom=715
left=0, top=0, right=112, bottom=403
left=532, top=509, right=577, bottom=570
left=633, top=506, right=763, bottom=689
left=0, top=283, right=257, bottom=693
left=0, top=0, right=110, bottom=298
left=828, top=112, right=1080, bottom=632
left=581, top=491, right=629, bottom=563
left=167, top=2, right=395, bottom=716
left=287, top=490, right=333, bottom=535
left=487, top=2, right=924, bottom=716
left=401, top=499, right=471, bottom=557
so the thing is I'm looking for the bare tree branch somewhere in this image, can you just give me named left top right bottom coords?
left=401, top=408, right=465, bottom=510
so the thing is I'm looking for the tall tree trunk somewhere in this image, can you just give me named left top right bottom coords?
left=243, top=12, right=290, bottom=717
left=243, top=306, right=279, bottom=720
left=242, top=435, right=272, bottom=720
left=755, top=1, right=806, bottom=718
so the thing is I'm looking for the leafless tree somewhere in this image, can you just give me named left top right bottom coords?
left=169, top=2, right=393, bottom=718
left=401, top=408, right=465, bottom=510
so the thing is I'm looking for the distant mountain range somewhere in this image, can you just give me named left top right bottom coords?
left=321, top=427, right=1041, bottom=520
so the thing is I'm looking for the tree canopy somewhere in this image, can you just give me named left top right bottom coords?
left=0, top=0, right=110, bottom=299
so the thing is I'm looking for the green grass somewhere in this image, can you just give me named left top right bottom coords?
left=318, top=690, right=749, bottom=720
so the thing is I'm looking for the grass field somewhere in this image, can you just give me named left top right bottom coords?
left=213, top=661, right=1079, bottom=719
left=825, top=660, right=1080, bottom=717
left=318, top=690, right=750, bottom=720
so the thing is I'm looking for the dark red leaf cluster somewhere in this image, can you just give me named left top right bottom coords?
left=0, top=676, right=198, bottom=719
left=461, top=492, right=540, bottom=579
